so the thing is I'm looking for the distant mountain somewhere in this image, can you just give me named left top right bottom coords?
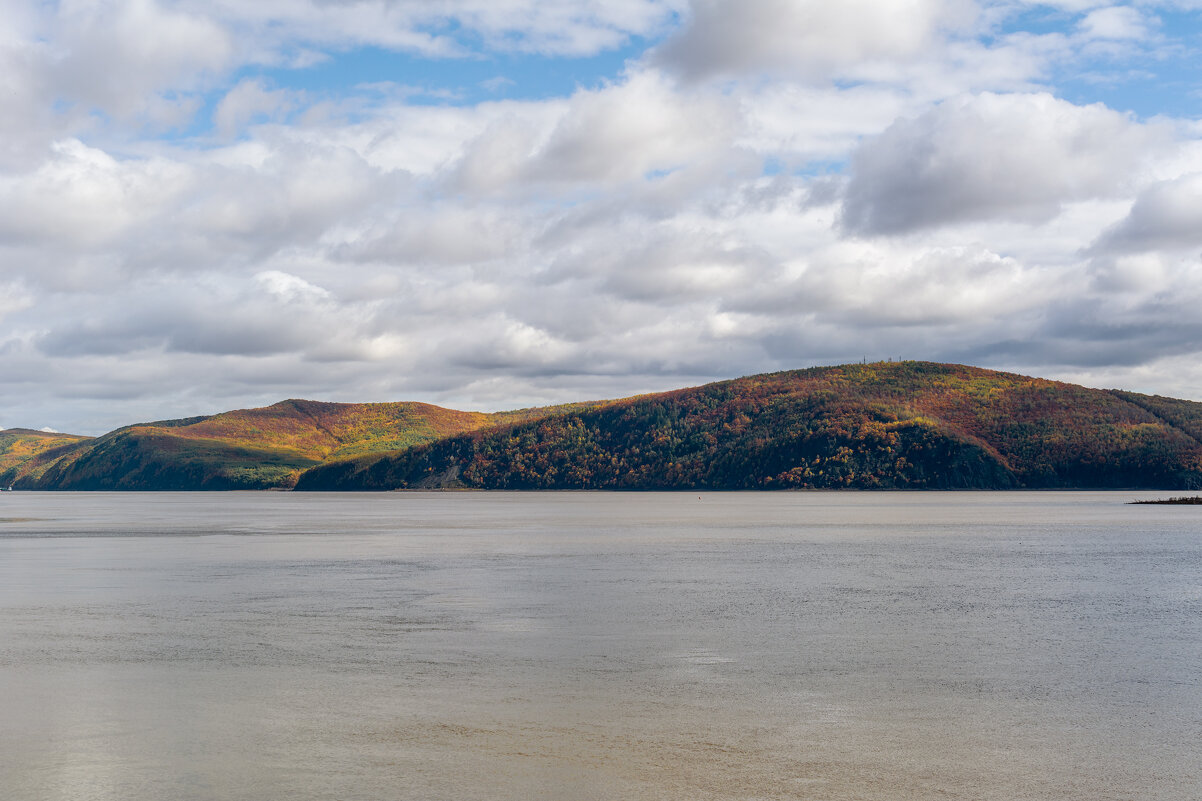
left=295, top=362, right=1202, bottom=491
left=13, top=399, right=600, bottom=490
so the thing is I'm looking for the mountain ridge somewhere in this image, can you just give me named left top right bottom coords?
left=295, top=361, right=1202, bottom=491
left=7, top=362, right=1202, bottom=490
left=5, top=398, right=605, bottom=490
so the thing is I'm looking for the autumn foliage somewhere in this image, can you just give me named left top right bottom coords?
left=9, top=362, right=1202, bottom=491
left=11, top=399, right=600, bottom=490
left=296, top=362, right=1202, bottom=491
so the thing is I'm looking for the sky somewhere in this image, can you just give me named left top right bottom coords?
left=3, top=0, right=1202, bottom=435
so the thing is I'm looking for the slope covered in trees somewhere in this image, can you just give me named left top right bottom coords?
left=0, top=429, right=92, bottom=487
left=11, top=362, right=1202, bottom=491
left=295, top=362, right=1202, bottom=491
left=17, top=399, right=600, bottom=490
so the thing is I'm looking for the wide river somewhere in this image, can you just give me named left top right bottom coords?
left=1, top=491, right=1199, bottom=800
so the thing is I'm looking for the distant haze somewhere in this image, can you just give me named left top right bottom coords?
left=3, top=1, right=1202, bottom=435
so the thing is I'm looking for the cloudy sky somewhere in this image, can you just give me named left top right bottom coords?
left=3, top=0, right=1202, bottom=433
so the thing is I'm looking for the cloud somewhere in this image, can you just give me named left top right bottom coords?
left=175, top=139, right=393, bottom=257
left=540, top=218, right=773, bottom=304
left=656, top=0, right=975, bottom=82
left=451, top=71, right=740, bottom=194
left=344, top=205, right=527, bottom=266
left=527, top=71, right=737, bottom=185
left=736, top=84, right=913, bottom=165
left=5, top=1, right=1202, bottom=435
left=191, top=0, right=682, bottom=59
left=1054, top=351, right=1202, bottom=404
left=1078, top=6, right=1152, bottom=40
left=33, top=270, right=368, bottom=360
left=213, top=79, right=300, bottom=137
left=1089, top=173, right=1202, bottom=254
left=0, top=0, right=682, bottom=155
left=441, top=0, right=684, bottom=56
left=783, top=246, right=1044, bottom=327
left=980, top=293, right=1202, bottom=368
left=841, top=92, right=1162, bottom=235
left=255, top=270, right=331, bottom=302
left=480, top=76, right=516, bottom=93
left=0, top=281, right=34, bottom=321
left=51, top=0, right=234, bottom=119
left=0, top=139, right=192, bottom=250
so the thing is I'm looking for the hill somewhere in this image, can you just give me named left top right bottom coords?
left=1, top=429, right=93, bottom=487
left=17, top=399, right=601, bottom=490
left=294, top=362, right=1202, bottom=491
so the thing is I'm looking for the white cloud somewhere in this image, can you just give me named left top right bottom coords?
left=255, top=270, right=332, bottom=303
left=0, top=0, right=683, bottom=158
left=526, top=71, right=738, bottom=186
left=786, top=245, right=1047, bottom=327
left=319, top=99, right=564, bottom=177
left=0, top=281, right=34, bottom=321
left=0, top=139, right=192, bottom=250
left=214, top=79, right=299, bottom=138
left=737, top=84, right=915, bottom=163
left=447, top=71, right=741, bottom=196
left=480, top=76, right=516, bottom=93
left=51, top=0, right=233, bottom=118
left=1078, top=6, right=1152, bottom=40
left=177, top=139, right=390, bottom=250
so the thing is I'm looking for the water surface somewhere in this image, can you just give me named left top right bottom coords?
left=1, top=491, right=1199, bottom=800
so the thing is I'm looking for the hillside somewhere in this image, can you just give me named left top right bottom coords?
left=295, top=362, right=1202, bottom=491
left=0, top=429, right=93, bottom=487
left=18, top=399, right=601, bottom=490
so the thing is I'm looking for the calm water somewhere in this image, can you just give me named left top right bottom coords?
left=1, top=491, right=1199, bottom=801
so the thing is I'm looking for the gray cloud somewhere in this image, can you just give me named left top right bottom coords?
left=656, top=0, right=974, bottom=82
left=841, top=92, right=1160, bottom=235
left=1089, top=173, right=1202, bottom=255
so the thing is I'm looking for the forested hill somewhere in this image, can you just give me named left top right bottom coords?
left=0, top=429, right=93, bottom=487
left=10, top=362, right=1202, bottom=491
left=295, top=362, right=1202, bottom=491
left=8, top=399, right=600, bottom=490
